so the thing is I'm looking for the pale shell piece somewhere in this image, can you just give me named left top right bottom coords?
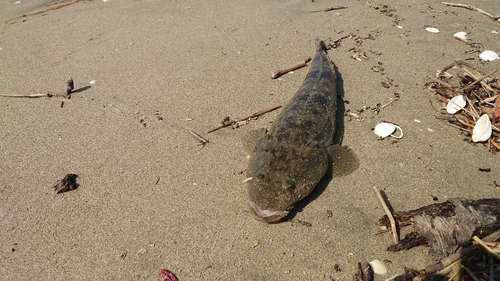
left=479, top=50, right=500, bottom=62
left=89, top=80, right=96, bottom=84
left=369, top=259, right=387, bottom=275
left=425, top=27, right=439, bottom=33
left=472, top=114, right=492, bottom=142
left=453, top=32, right=468, bottom=42
left=446, top=95, right=466, bottom=114
left=374, top=122, right=404, bottom=139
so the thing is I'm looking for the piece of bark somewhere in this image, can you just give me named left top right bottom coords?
left=387, top=232, right=429, bottom=252
left=53, top=174, right=78, bottom=194
left=354, top=262, right=373, bottom=281
left=379, top=198, right=500, bottom=260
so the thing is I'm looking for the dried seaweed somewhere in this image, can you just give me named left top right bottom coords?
left=426, top=60, right=500, bottom=152
left=53, top=174, right=78, bottom=194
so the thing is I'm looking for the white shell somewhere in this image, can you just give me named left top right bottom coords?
left=425, top=27, right=439, bottom=33
left=369, top=259, right=387, bottom=275
left=446, top=95, right=466, bottom=114
left=453, top=31, right=467, bottom=41
left=374, top=122, right=404, bottom=139
left=479, top=50, right=500, bottom=61
left=472, top=114, right=492, bottom=142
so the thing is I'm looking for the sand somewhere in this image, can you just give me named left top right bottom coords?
left=0, top=0, right=499, bottom=280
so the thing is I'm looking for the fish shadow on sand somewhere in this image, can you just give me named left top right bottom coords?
left=286, top=64, right=349, bottom=219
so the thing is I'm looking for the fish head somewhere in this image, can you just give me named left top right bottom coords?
left=246, top=138, right=329, bottom=223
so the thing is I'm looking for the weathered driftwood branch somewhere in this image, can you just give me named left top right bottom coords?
left=378, top=198, right=500, bottom=260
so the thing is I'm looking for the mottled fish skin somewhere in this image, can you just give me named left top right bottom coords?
left=247, top=39, right=338, bottom=223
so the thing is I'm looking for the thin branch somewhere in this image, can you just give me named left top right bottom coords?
left=372, top=186, right=399, bottom=244
left=0, top=92, right=69, bottom=99
left=441, top=2, right=500, bottom=21
left=271, top=57, right=312, bottom=79
left=208, top=105, right=282, bottom=133
left=188, top=130, right=209, bottom=148
left=426, top=75, right=454, bottom=89
left=464, top=67, right=500, bottom=91
left=310, top=6, right=348, bottom=13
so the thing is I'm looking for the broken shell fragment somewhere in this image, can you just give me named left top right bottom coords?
left=374, top=122, right=404, bottom=139
left=446, top=95, right=466, bottom=114
left=425, top=27, right=439, bottom=33
left=479, top=50, right=500, bottom=62
left=453, top=31, right=468, bottom=42
left=472, top=114, right=492, bottom=142
left=369, top=259, right=387, bottom=275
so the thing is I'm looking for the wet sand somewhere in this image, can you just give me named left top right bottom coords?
left=1, top=0, right=499, bottom=280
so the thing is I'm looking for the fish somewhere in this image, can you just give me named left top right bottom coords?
left=245, top=38, right=359, bottom=223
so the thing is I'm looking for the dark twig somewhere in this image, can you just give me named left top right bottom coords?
left=310, top=6, right=348, bottom=13
left=208, top=105, right=282, bottom=133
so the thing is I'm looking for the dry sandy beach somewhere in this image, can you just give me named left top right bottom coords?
left=1, top=0, right=499, bottom=280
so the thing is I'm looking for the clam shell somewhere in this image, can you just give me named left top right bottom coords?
left=446, top=95, right=466, bottom=114
left=374, top=122, right=403, bottom=139
left=479, top=50, right=500, bottom=62
left=425, top=27, right=439, bottom=33
left=369, top=259, right=387, bottom=275
left=453, top=31, right=468, bottom=42
left=472, top=114, right=492, bottom=142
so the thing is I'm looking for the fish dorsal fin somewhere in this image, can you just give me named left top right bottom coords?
left=242, top=128, right=267, bottom=155
left=325, top=145, right=359, bottom=178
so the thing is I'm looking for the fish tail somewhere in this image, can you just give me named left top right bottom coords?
left=315, top=38, right=326, bottom=52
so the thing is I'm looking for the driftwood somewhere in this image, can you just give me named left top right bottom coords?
left=378, top=198, right=500, bottom=261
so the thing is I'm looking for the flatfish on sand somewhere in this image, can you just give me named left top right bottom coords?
left=245, top=38, right=359, bottom=223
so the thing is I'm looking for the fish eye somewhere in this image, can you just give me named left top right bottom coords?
left=282, top=179, right=295, bottom=190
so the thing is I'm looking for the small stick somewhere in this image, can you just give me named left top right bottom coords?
left=241, top=177, right=253, bottom=183
left=490, top=139, right=500, bottom=151
left=461, top=68, right=495, bottom=93
left=455, top=59, right=491, bottom=76
left=208, top=105, right=282, bottom=133
left=22, top=0, right=81, bottom=18
left=464, top=67, right=500, bottom=91
left=372, top=186, right=399, bottom=244
left=154, top=177, right=160, bottom=185
left=426, top=75, right=454, bottom=89
left=271, top=57, right=312, bottom=79
left=188, top=130, right=209, bottom=148
left=381, top=94, right=400, bottom=109
left=441, top=2, right=500, bottom=21
left=109, top=103, right=124, bottom=113
left=0, top=92, right=69, bottom=99
left=472, top=236, right=500, bottom=260
left=310, top=6, right=348, bottom=13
